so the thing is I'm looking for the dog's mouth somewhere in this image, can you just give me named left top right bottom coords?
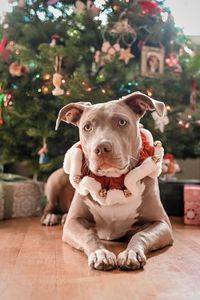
left=96, top=165, right=130, bottom=177
left=89, top=157, right=137, bottom=178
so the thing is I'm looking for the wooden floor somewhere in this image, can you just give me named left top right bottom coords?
left=0, top=217, right=200, bottom=300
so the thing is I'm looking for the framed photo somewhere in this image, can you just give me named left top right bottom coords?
left=141, top=46, right=165, bottom=77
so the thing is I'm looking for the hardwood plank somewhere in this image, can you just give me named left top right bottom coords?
left=0, top=217, right=200, bottom=300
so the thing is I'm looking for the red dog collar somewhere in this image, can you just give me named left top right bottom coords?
left=76, top=131, right=154, bottom=191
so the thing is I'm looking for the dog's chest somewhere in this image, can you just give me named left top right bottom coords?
left=85, top=182, right=145, bottom=240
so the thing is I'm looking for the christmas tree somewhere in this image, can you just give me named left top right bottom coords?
left=0, top=0, right=199, bottom=179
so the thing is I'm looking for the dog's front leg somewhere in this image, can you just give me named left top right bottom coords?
left=118, top=221, right=173, bottom=270
left=63, top=192, right=117, bottom=270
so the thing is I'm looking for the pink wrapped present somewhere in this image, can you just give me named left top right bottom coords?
left=184, top=185, right=200, bottom=225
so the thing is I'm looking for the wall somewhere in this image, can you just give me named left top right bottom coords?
left=176, top=159, right=200, bottom=180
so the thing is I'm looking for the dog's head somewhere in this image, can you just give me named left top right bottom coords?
left=56, top=92, right=165, bottom=177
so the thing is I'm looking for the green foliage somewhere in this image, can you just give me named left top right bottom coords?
left=0, top=0, right=199, bottom=179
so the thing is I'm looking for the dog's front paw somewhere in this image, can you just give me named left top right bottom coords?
left=117, top=249, right=146, bottom=271
left=88, top=249, right=117, bottom=271
left=41, top=213, right=60, bottom=226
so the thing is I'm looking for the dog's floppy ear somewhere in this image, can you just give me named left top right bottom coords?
left=119, top=91, right=165, bottom=118
left=55, top=102, right=92, bottom=130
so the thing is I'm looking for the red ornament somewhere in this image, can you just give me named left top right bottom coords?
left=9, top=62, right=29, bottom=77
left=0, top=37, right=7, bottom=53
left=190, top=78, right=197, bottom=112
left=139, top=1, right=162, bottom=16
left=4, top=94, right=13, bottom=109
left=0, top=108, right=3, bottom=126
left=165, top=53, right=182, bottom=75
left=165, top=53, right=178, bottom=67
left=0, top=40, right=14, bottom=64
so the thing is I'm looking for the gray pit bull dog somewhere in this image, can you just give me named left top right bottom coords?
left=55, top=91, right=173, bottom=271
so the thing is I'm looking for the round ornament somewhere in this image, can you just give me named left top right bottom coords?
left=9, top=62, right=29, bottom=77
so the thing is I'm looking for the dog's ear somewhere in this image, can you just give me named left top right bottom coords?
left=55, top=102, right=92, bottom=130
left=119, top=91, right=165, bottom=118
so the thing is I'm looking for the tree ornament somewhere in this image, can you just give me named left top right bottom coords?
left=0, top=108, right=3, bottom=126
left=42, top=86, right=49, bottom=95
left=18, top=0, right=26, bottom=8
left=171, top=64, right=182, bottom=75
left=52, top=73, right=64, bottom=96
left=47, top=0, right=59, bottom=5
left=0, top=94, right=4, bottom=126
left=110, top=17, right=137, bottom=65
left=43, top=73, right=51, bottom=81
left=112, top=3, right=121, bottom=13
left=75, top=0, right=100, bottom=17
left=9, top=62, right=29, bottom=77
left=119, top=47, right=134, bottom=65
left=38, top=138, right=49, bottom=164
left=94, top=42, right=121, bottom=66
left=4, top=94, right=13, bottom=109
left=111, top=19, right=136, bottom=35
left=50, top=34, right=60, bottom=47
left=141, top=46, right=164, bottom=77
left=190, top=78, right=197, bottom=113
left=52, top=56, right=64, bottom=96
left=165, top=52, right=182, bottom=75
left=0, top=37, right=7, bottom=53
left=161, top=154, right=181, bottom=181
left=0, top=39, right=14, bottom=64
left=165, top=53, right=178, bottom=67
left=74, top=0, right=86, bottom=14
left=87, top=0, right=100, bottom=17
left=138, top=0, right=162, bottom=16
left=152, top=109, right=169, bottom=133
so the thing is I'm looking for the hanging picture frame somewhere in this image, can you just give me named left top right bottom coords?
left=141, top=46, right=165, bottom=77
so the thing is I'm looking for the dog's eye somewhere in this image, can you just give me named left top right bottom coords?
left=118, top=119, right=127, bottom=127
left=83, top=123, right=92, bottom=132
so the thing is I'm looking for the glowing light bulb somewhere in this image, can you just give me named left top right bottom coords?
left=178, top=120, right=184, bottom=127
left=43, top=73, right=51, bottom=81
left=66, top=90, right=71, bottom=96
left=86, top=87, right=92, bottom=92
left=147, top=89, right=153, bottom=97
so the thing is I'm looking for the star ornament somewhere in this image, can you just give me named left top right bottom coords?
left=119, top=47, right=134, bottom=64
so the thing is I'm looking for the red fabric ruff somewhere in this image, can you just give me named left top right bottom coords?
left=138, top=132, right=155, bottom=164
left=76, top=132, right=155, bottom=190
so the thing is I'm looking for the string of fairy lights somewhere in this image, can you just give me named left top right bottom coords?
left=0, top=0, right=199, bottom=130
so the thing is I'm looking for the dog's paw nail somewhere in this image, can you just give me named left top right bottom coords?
left=152, top=155, right=160, bottom=163
left=99, top=188, right=107, bottom=197
left=73, top=175, right=81, bottom=184
left=123, top=189, right=132, bottom=197
left=154, top=140, right=162, bottom=148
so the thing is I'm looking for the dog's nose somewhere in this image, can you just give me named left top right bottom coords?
left=94, top=141, right=112, bottom=156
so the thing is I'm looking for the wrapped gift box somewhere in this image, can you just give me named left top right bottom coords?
left=184, top=184, right=200, bottom=225
left=0, top=173, right=44, bottom=220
